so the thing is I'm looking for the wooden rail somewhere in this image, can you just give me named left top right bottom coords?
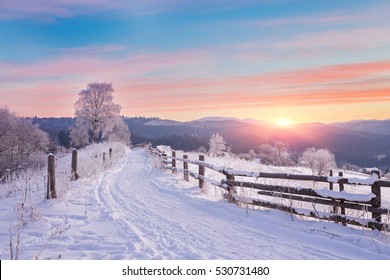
left=148, top=145, right=390, bottom=230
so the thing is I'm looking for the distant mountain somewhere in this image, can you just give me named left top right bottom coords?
left=333, top=119, right=390, bottom=136
left=32, top=116, right=390, bottom=170
left=125, top=117, right=390, bottom=170
left=193, top=116, right=242, bottom=122
left=145, top=119, right=184, bottom=126
left=192, top=116, right=270, bottom=126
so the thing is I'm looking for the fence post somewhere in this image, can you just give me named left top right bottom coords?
left=109, top=148, right=112, bottom=159
left=103, top=152, right=106, bottom=163
left=162, top=151, right=167, bottom=167
left=71, top=149, right=79, bottom=181
left=371, top=170, right=382, bottom=224
left=338, top=171, right=346, bottom=225
left=183, top=155, right=189, bottom=181
left=47, top=154, right=57, bottom=199
left=329, top=169, right=334, bottom=190
left=199, top=154, right=205, bottom=188
left=172, top=151, right=176, bottom=174
left=329, top=169, right=337, bottom=213
left=226, top=172, right=236, bottom=203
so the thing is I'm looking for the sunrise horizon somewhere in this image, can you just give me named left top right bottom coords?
left=16, top=110, right=390, bottom=126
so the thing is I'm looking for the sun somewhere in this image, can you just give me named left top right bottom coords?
left=275, top=118, right=291, bottom=127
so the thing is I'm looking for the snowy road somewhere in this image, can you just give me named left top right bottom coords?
left=3, top=147, right=390, bottom=259
left=59, top=148, right=390, bottom=259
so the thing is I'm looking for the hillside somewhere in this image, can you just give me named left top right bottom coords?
left=125, top=118, right=390, bottom=169
left=31, top=117, right=390, bottom=169
left=1, top=144, right=390, bottom=260
left=334, top=119, right=390, bottom=136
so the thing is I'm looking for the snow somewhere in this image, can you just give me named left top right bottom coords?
left=156, top=145, right=172, bottom=153
left=314, top=189, right=376, bottom=202
left=347, top=173, right=379, bottom=185
left=1, top=144, right=390, bottom=260
left=327, top=175, right=343, bottom=183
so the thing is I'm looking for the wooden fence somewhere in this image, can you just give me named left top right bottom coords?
left=148, top=145, right=390, bottom=231
left=46, top=147, right=112, bottom=200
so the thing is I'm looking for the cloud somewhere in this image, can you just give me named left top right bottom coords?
left=276, top=27, right=390, bottom=51
left=0, top=0, right=171, bottom=19
left=0, top=46, right=214, bottom=116
left=1, top=41, right=390, bottom=118
left=115, top=60, right=390, bottom=115
left=0, top=0, right=262, bottom=20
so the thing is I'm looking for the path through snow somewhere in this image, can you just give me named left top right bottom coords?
left=2, top=148, right=390, bottom=259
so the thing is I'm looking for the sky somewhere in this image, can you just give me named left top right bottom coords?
left=1, top=0, right=390, bottom=124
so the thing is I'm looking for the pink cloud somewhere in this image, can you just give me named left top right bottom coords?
left=241, top=4, right=390, bottom=27
left=276, top=26, right=390, bottom=51
left=2, top=44, right=390, bottom=118
left=119, top=60, right=390, bottom=95
left=0, top=47, right=212, bottom=83
left=116, top=60, right=390, bottom=115
left=0, top=47, right=214, bottom=116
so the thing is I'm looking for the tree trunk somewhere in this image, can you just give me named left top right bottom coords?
left=93, top=131, right=98, bottom=143
left=92, top=121, right=99, bottom=143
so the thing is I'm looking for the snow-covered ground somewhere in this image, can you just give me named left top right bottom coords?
left=1, top=144, right=390, bottom=260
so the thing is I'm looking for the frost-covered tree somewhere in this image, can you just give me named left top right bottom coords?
left=238, top=149, right=258, bottom=161
left=258, top=142, right=293, bottom=166
left=0, top=108, right=49, bottom=176
left=74, top=82, right=121, bottom=144
left=299, top=147, right=337, bottom=175
left=69, top=120, right=90, bottom=149
left=209, top=133, right=227, bottom=157
left=197, top=146, right=208, bottom=154
left=102, top=116, right=131, bottom=145
left=341, top=162, right=360, bottom=172
left=249, top=149, right=257, bottom=159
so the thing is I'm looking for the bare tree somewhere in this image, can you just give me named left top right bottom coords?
left=0, top=108, right=49, bottom=176
left=74, top=82, right=121, bottom=144
left=209, top=133, right=227, bottom=157
left=299, top=147, right=337, bottom=175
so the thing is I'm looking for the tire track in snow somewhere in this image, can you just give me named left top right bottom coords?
left=97, top=149, right=211, bottom=259
left=94, top=148, right=367, bottom=259
left=96, top=150, right=162, bottom=258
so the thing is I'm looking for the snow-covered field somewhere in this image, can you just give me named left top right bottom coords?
left=1, top=143, right=390, bottom=260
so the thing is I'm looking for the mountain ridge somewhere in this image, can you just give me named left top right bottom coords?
left=32, top=116, right=390, bottom=170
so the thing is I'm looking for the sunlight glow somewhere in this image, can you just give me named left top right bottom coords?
left=275, top=118, right=291, bottom=127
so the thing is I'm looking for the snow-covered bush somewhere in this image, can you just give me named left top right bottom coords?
left=102, top=116, right=131, bottom=145
left=0, top=108, right=49, bottom=177
left=197, top=146, right=208, bottom=154
left=341, top=162, right=360, bottom=172
left=258, top=141, right=294, bottom=166
left=74, top=142, right=129, bottom=179
left=208, top=133, right=227, bottom=157
left=298, top=147, right=337, bottom=175
left=238, top=149, right=258, bottom=161
left=69, top=120, right=90, bottom=149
